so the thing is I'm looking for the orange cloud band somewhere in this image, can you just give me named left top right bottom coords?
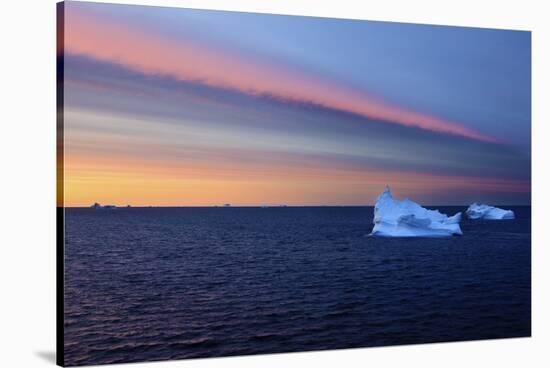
left=63, top=151, right=529, bottom=207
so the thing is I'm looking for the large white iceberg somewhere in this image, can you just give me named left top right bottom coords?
left=466, top=203, right=515, bottom=220
left=370, top=186, right=462, bottom=237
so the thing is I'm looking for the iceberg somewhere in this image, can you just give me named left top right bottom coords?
left=466, top=203, right=515, bottom=220
left=370, top=186, right=462, bottom=237
left=90, top=203, right=116, bottom=210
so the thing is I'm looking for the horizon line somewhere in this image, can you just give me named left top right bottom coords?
left=62, top=203, right=531, bottom=208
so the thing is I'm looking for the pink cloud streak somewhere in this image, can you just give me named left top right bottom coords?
left=64, top=7, right=497, bottom=142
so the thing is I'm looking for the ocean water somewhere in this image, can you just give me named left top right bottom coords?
left=63, top=206, right=531, bottom=366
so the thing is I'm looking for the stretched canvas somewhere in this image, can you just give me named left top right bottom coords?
left=57, top=1, right=531, bottom=366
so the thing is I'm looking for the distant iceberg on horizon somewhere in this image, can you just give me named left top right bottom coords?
left=466, top=203, right=515, bottom=220
left=91, top=202, right=116, bottom=209
left=370, top=186, right=462, bottom=237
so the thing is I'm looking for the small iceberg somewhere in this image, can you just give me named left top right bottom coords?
left=91, top=203, right=116, bottom=210
left=466, top=203, right=515, bottom=220
left=370, top=186, right=462, bottom=237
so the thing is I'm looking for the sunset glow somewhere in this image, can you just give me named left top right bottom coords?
left=60, top=2, right=531, bottom=206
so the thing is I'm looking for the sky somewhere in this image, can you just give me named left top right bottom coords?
left=60, top=1, right=531, bottom=206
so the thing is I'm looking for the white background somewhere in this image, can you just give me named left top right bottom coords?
left=1, top=0, right=548, bottom=367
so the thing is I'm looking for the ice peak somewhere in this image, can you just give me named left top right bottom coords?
left=378, top=185, right=392, bottom=201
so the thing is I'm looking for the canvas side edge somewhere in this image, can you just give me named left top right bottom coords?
left=56, top=2, right=65, bottom=366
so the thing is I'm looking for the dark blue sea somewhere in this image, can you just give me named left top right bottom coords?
left=64, top=206, right=531, bottom=366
